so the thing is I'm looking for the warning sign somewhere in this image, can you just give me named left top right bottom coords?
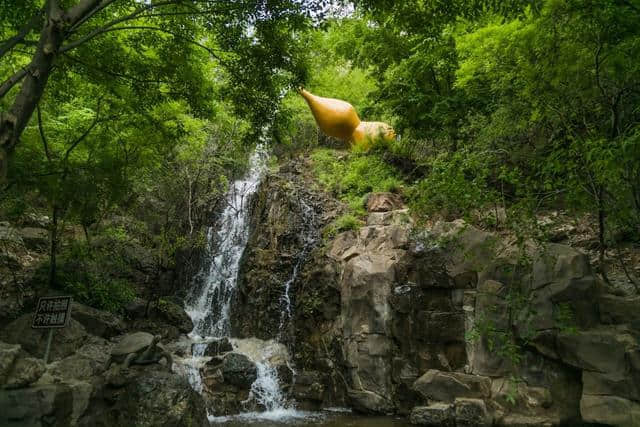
left=31, top=296, right=73, bottom=329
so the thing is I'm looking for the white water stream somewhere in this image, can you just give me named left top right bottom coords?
left=181, top=146, right=310, bottom=422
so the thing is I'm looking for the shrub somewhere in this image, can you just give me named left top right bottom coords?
left=311, top=148, right=405, bottom=215
left=324, top=213, right=363, bottom=238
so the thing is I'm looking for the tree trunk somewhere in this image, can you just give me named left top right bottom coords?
left=0, top=2, right=65, bottom=183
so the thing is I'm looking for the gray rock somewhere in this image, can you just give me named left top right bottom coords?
left=221, top=352, right=257, bottom=388
left=556, top=328, right=636, bottom=373
left=455, top=398, right=490, bottom=426
left=583, top=370, right=640, bottom=403
left=19, top=227, right=49, bottom=250
left=153, top=299, right=193, bottom=334
left=48, top=339, right=112, bottom=381
left=412, top=370, right=491, bottom=402
left=0, top=341, right=20, bottom=383
left=71, top=302, right=126, bottom=338
left=107, top=369, right=209, bottom=427
left=0, top=313, right=88, bottom=361
left=4, top=356, right=45, bottom=389
left=599, top=294, right=640, bottom=329
left=68, top=381, right=92, bottom=426
left=0, top=384, right=73, bottom=426
left=367, top=209, right=412, bottom=226
left=410, top=403, right=455, bottom=426
left=580, top=394, right=640, bottom=427
left=348, top=389, right=394, bottom=414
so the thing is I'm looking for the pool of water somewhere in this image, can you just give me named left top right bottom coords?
left=208, top=409, right=412, bottom=426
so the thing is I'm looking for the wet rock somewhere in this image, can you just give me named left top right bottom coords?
left=153, top=299, right=193, bottom=334
left=365, top=192, right=404, bottom=213
left=293, top=371, right=324, bottom=401
left=0, top=384, right=74, bottom=427
left=348, top=389, right=394, bottom=414
left=410, top=403, right=455, bottom=426
left=412, top=370, right=491, bottom=403
left=221, top=352, right=257, bottom=388
left=455, top=398, right=490, bottom=426
left=203, top=337, right=233, bottom=356
left=0, top=313, right=88, bottom=361
left=71, top=302, right=126, bottom=339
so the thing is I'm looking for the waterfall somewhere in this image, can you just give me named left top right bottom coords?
left=181, top=145, right=314, bottom=421
left=278, top=197, right=319, bottom=338
left=185, top=147, right=268, bottom=340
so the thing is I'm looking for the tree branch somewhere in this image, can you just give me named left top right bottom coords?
left=0, top=8, right=44, bottom=60
left=67, top=0, right=118, bottom=32
left=61, top=25, right=225, bottom=64
left=63, top=98, right=103, bottom=167
left=62, top=52, right=175, bottom=85
left=62, top=0, right=190, bottom=50
left=0, top=68, right=29, bottom=99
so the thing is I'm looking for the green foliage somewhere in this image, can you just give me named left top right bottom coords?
left=324, top=214, right=363, bottom=239
left=408, top=149, right=498, bottom=220
left=53, top=241, right=135, bottom=313
left=311, top=148, right=404, bottom=215
left=64, top=279, right=135, bottom=314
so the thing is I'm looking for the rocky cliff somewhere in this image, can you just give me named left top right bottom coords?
left=231, top=155, right=640, bottom=426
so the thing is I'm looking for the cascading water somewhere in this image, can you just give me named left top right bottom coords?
left=185, top=147, right=268, bottom=339
left=181, top=146, right=316, bottom=421
left=278, top=197, right=319, bottom=337
left=180, top=146, right=267, bottom=400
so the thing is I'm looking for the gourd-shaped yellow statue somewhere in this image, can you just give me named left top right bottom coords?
left=299, top=88, right=395, bottom=150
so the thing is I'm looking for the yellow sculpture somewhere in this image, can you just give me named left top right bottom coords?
left=299, top=88, right=395, bottom=150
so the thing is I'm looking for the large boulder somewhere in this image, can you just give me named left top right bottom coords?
left=71, top=303, right=126, bottom=339
left=556, top=328, right=636, bottom=373
left=3, top=355, right=45, bottom=389
left=0, top=341, right=21, bottom=383
left=152, top=299, right=193, bottom=334
left=412, top=370, right=491, bottom=403
left=102, top=369, right=209, bottom=427
left=46, top=337, right=112, bottom=382
left=221, top=352, right=257, bottom=388
left=580, top=394, right=640, bottom=427
left=0, top=313, right=88, bottom=361
left=365, top=192, right=404, bottom=213
left=0, top=384, right=74, bottom=427
left=410, top=403, right=455, bottom=426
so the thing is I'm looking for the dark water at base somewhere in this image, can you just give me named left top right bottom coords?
left=209, top=412, right=412, bottom=427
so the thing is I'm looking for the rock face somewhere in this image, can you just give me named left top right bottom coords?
left=230, top=161, right=640, bottom=425
left=0, top=384, right=74, bottom=426
left=98, top=369, right=209, bottom=427
left=0, top=313, right=88, bottom=361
